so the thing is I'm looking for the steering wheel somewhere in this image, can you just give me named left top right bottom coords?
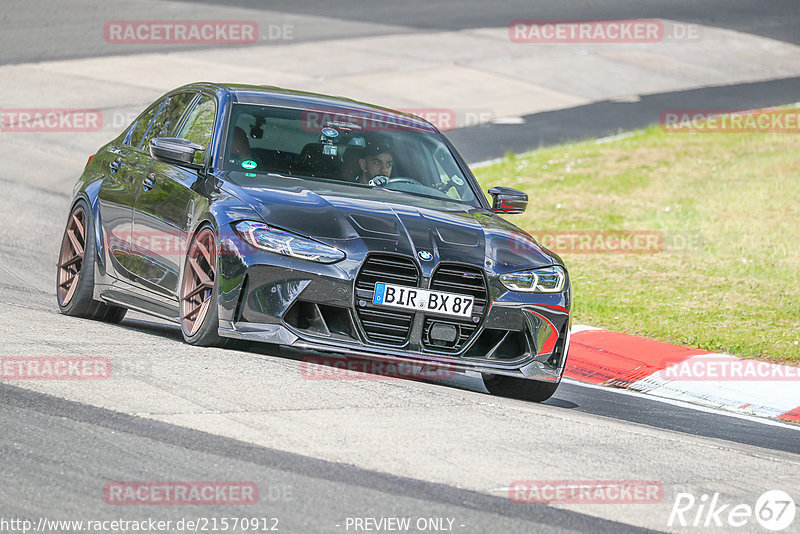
left=369, top=176, right=423, bottom=187
left=386, top=177, right=422, bottom=185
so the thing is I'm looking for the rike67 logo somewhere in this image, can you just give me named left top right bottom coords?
left=669, top=490, right=796, bottom=531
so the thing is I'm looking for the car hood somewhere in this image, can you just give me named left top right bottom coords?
left=222, top=172, right=557, bottom=272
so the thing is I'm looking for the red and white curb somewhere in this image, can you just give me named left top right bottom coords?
left=566, top=326, right=800, bottom=423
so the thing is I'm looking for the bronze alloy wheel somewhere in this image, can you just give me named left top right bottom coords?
left=57, top=205, right=87, bottom=307
left=181, top=228, right=217, bottom=337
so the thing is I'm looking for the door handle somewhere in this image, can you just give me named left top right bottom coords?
left=109, top=157, right=122, bottom=173
left=143, top=173, right=156, bottom=191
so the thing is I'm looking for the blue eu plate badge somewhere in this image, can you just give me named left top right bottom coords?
left=373, top=282, right=387, bottom=304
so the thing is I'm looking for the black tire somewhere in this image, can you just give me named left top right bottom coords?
left=180, top=224, right=226, bottom=347
left=99, top=304, right=128, bottom=324
left=56, top=200, right=127, bottom=322
left=482, top=374, right=560, bottom=402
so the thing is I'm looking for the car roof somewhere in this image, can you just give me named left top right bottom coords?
left=180, top=82, right=438, bottom=133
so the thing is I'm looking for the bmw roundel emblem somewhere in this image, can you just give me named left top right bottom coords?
left=418, top=251, right=433, bottom=261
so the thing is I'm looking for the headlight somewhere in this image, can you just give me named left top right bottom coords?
left=499, top=266, right=565, bottom=293
left=233, top=221, right=345, bottom=264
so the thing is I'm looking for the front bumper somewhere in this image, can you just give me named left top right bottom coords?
left=217, top=246, right=571, bottom=382
left=219, top=317, right=571, bottom=381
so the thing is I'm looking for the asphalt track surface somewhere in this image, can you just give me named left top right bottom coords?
left=1, top=384, right=650, bottom=534
left=2, top=1, right=800, bottom=533
left=4, top=0, right=798, bottom=64
left=190, top=0, right=800, bottom=45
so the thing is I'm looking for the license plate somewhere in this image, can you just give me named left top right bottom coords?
left=372, top=282, right=474, bottom=318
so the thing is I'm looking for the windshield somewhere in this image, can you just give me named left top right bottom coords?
left=222, top=104, right=481, bottom=208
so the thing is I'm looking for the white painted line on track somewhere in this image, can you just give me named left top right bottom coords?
left=562, top=377, right=800, bottom=431
left=569, top=324, right=602, bottom=334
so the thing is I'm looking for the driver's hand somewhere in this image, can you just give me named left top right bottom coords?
left=368, top=175, right=390, bottom=187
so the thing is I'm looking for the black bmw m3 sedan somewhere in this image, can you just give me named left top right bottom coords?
left=57, top=83, right=572, bottom=401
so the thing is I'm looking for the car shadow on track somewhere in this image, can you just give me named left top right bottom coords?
left=118, top=316, right=184, bottom=341
left=116, top=314, right=581, bottom=409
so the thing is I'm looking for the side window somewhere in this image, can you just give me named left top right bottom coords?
left=127, top=99, right=163, bottom=148
left=176, top=94, right=217, bottom=166
left=142, top=92, right=196, bottom=150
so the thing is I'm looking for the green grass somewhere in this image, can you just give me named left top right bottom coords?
left=472, top=126, right=800, bottom=364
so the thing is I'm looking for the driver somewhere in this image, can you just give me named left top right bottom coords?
left=357, top=141, right=395, bottom=184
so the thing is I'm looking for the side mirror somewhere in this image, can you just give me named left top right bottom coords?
left=489, top=186, right=528, bottom=214
left=150, top=137, right=205, bottom=169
